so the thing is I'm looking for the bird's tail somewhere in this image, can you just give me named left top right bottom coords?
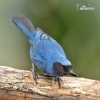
left=12, top=16, right=35, bottom=39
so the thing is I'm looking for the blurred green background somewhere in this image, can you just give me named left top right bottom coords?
left=0, top=0, right=100, bottom=80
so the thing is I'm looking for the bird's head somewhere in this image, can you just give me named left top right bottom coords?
left=53, top=62, right=77, bottom=77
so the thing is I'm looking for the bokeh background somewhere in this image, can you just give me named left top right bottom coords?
left=0, top=0, right=100, bottom=80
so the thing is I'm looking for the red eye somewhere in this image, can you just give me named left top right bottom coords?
left=60, top=66, right=64, bottom=71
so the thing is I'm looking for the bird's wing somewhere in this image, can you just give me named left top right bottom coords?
left=35, top=27, right=51, bottom=40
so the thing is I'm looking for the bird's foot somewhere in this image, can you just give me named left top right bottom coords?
left=31, top=68, right=39, bottom=84
left=31, top=63, right=39, bottom=84
left=55, top=77, right=63, bottom=89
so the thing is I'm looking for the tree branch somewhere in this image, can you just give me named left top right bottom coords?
left=0, top=66, right=100, bottom=100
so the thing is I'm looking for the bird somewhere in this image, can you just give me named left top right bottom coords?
left=12, top=15, right=77, bottom=88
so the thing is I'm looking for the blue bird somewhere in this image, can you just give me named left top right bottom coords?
left=12, top=16, right=77, bottom=88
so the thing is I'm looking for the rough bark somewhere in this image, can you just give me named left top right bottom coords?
left=0, top=66, right=99, bottom=100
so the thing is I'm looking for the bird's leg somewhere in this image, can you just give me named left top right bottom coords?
left=55, top=77, right=63, bottom=89
left=31, top=63, right=39, bottom=84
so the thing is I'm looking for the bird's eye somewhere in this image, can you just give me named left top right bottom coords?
left=60, top=66, right=64, bottom=71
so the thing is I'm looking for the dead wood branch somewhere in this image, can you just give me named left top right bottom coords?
left=0, top=66, right=99, bottom=100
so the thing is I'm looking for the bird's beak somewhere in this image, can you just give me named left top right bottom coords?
left=69, top=69, right=78, bottom=77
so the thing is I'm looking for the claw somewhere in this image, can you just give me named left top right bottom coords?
left=55, top=77, right=63, bottom=89
left=31, top=63, right=39, bottom=84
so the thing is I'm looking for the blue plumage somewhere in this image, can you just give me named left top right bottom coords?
left=12, top=16, right=77, bottom=88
